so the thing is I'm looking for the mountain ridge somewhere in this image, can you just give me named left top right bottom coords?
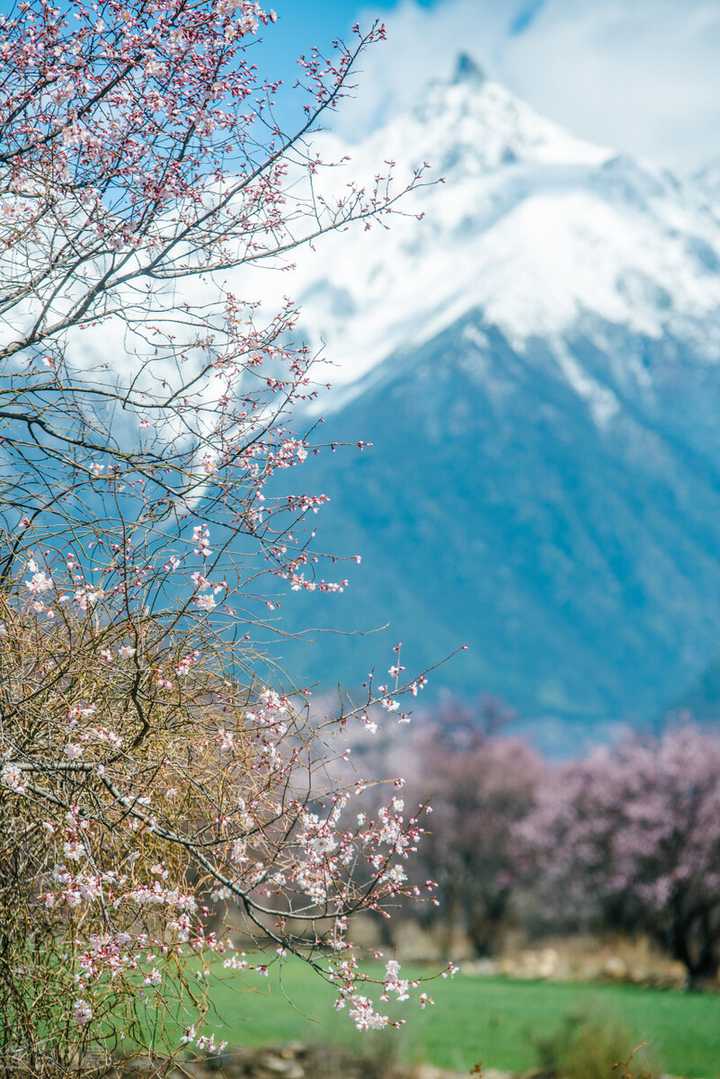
left=280, top=55, right=720, bottom=410
left=267, top=59, right=720, bottom=745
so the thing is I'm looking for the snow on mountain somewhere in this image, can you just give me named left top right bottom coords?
left=270, top=58, right=720, bottom=742
left=273, top=54, right=720, bottom=414
left=694, top=157, right=720, bottom=202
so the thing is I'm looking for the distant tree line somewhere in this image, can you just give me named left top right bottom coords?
left=372, top=700, right=720, bottom=989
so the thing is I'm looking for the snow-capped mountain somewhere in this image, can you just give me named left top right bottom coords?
left=694, top=157, right=720, bottom=204
left=274, top=56, right=720, bottom=744
left=285, top=54, right=720, bottom=403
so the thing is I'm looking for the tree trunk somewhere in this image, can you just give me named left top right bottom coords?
left=670, top=906, right=719, bottom=990
left=367, top=907, right=396, bottom=950
left=465, top=890, right=509, bottom=958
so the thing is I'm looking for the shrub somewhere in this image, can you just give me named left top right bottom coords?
left=0, top=0, right=441, bottom=1070
left=534, top=1011, right=661, bottom=1079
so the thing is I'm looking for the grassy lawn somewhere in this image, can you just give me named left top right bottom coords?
left=181, top=959, right=720, bottom=1077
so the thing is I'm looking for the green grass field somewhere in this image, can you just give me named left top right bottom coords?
left=184, top=960, right=720, bottom=1077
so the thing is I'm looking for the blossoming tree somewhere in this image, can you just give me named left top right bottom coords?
left=0, top=1, right=452, bottom=1071
left=522, top=725, right=720, bottom=987
left=407, top=702, right=542, bottom=956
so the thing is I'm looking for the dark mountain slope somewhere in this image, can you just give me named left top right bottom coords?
left=278, top=309, right=720, bottom=736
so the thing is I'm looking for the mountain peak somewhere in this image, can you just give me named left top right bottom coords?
left=452, top=52, right=485, bottom=85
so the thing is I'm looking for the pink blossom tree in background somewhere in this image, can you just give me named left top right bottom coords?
left=522, top=725, right=720, bottom=987
left=0, top=1, right=451, bottom=1071
left=405, top=699, right=543, bottom=957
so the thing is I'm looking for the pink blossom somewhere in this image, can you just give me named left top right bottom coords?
left=73, top=999, right=92, bottom=1026
left=195, top=593, right=216, bottom=612
left=25, top=570, right=53, bottom=595
left=1, top=763, right=27, bottom=794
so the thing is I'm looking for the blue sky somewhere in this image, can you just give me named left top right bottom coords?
left=257, top=0, right=720, bottom=173
left=1, top=0, right=717, bottom=171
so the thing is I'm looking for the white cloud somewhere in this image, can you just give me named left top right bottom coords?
left=336, top=0, right=720, bottom=173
